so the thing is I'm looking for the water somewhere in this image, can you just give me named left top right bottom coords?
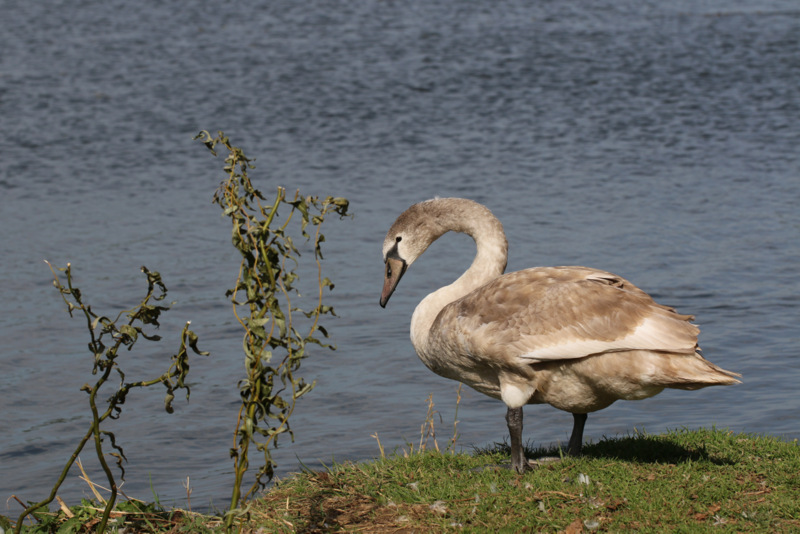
left=1, top=0, right=799, bottom=512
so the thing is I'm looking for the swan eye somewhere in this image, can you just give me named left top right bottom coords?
left=396, top=236, right=402, bottom=242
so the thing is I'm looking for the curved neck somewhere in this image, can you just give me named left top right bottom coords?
left=410, top=201, right=508, bottom=349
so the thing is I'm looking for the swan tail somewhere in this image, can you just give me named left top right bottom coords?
left=658, top=352, right=741, bottom=391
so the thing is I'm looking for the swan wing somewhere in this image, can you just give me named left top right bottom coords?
left=432, top=266, right=699, bottom=365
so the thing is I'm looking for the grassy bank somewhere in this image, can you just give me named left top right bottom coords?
left=4, top=428, right=799, bottom=533
left=248, top=428, right=800, bottom=533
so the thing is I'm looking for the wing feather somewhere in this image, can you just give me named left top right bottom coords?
left=431, top=266, right=699, bottom=365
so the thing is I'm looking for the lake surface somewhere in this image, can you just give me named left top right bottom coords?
left=1, top=0, right=798, bottom=512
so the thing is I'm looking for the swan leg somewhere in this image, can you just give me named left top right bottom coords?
left=567, top=413, right=587, bottom=456
left=506, top=406, right=530, bottom=473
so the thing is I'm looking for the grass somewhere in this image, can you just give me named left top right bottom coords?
left=244, top=427, right=800, bottom=533
left=4, top=428, right=799, bottom=532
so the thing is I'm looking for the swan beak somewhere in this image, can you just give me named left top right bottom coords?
left=380, top=257, right=406, bottom=308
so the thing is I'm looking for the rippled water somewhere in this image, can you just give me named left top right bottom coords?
left=1, top=0, right=799, bottom=512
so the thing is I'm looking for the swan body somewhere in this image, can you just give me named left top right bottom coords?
left=380, top=198, right=740, bottom=472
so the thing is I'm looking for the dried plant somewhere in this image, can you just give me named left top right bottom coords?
left=14, top=263, right=207, bottom=534
left=195, top=131, right=349, bottom=530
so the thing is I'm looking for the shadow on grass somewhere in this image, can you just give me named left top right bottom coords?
left=477, top=433, right=735, bottom=466
left=580, top=434, right=734, bottom=465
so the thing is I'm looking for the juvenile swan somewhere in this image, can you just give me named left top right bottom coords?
left=379, top=198, right=740, bottom=473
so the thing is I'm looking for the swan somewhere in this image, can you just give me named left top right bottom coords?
left=379, top=198, right=740, bottom=473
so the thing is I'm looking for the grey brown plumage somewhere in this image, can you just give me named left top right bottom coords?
left=380, top=198, right=740, bottom=473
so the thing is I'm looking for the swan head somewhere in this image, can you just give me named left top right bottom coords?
left=379, top=199, right=451, bottom=307
left=380, top=238, right=407, bottom=308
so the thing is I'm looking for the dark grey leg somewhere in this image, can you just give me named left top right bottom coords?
left=567, top=413, right=587, bottom=456
left=506, top=406, right=529, bottom=473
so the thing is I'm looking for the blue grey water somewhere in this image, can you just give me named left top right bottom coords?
left=1, top=0, right=799, bottom=513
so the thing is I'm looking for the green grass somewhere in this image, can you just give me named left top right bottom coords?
left=1, top=497, right=218, bottom=534
left=4, top=428, right=799, bottom=533
left=245, top=428, right=800, bottom=533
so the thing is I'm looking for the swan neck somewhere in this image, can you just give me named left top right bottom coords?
left=411, top=202, right=508, bottom=346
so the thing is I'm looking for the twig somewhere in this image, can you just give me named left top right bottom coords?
left=56, top=496, right=74, bottom=518
left=533, top=490, right=582, bottom=500
left=77, top=457, right=107, bottom=504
